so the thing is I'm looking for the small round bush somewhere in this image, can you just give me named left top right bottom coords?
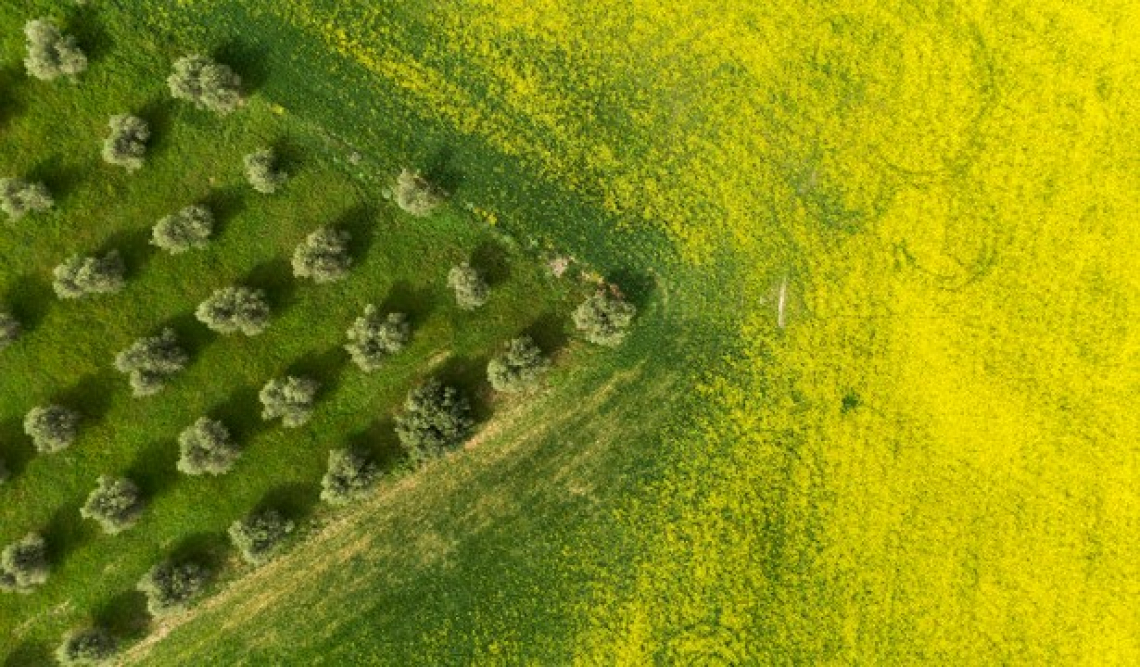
left=80, top=476, right=144, bottom=534
left=114, top=328, right=189, bottom=397
left=52, top=251, right=126, bottom=300
left=344, top=307, right=410, bottom=372
left=101, top=114, right=149, bottom=171
left=447, top=262, right=489, bottom=310
left=195, top=286, right=270, bottom=336
left=259, top=376, right=320, bottom=428
left=24, top=404, right=79, bottom=454
left=177, top=417, right=239, bottom=476
left=487, top=336, right=550, bottom=393
left=137, top=558, right=209, bottom=617
left=0, top=177, right=53, bottom=220
left=572, top=290, right=637, bottom=347
left=244, top=148, right=287, bottom=194
left=394, top=169, right=446, bottom=217
left=0, top=310, right=21, bottom=350
left=152, top=204, right=214, bottom=254
left=167, top=54, right=242, bottom=114
left=292, top=227, right=352, bottom=283
left=55, top=626, right=117, bottom=666
left=395, top=379, right=474, bottom=465
left=23, top=19, right=86, bottom=81
left=320, top=448, right=378, bottom=506
left=228, top=509, right=294, bottom=565
left=0, top=532, right=49, bottom=593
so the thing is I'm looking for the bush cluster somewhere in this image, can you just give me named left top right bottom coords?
left=177, top=417, right=239, bottom=476
left=195, top=286, right=270, bottom=336
left=0, top=177, right=53, bottom=220
left=24, top=404, right=80, bottom=454
left=344, top=307, right=410, bottom=372
left=292, top=227, right=352, bottom=283
left=244, top=148, right=287, bottom=194
left=320, top=447, right=378, bottom=506
left=24, top=19, right=87, bottom=81
left=393, top=169, right=447, bottom=217
left=572, top=291, right=636, bottom=347
left=228, top=509, right=294, bottom=565
left=395, top=379, right=474, bottom=464
left=137, top=558, right=209, bottom=616
left=167, top=55, right=243, bottom=114
left=101, top=114, right=150, bottom=171
left=0, top=532, right=49, bottom=593
left=447, top=262, right=489, bottom=310
left=259, top=376, right=320, bottom=428
left=80, top=476, right=144, bottom=535
left=55, top=627, right=117, bottom=667
left=0, top=310, right=21, bottom=350
left=53, top=251, right=126, bottom=300
left=114, top=328, right=189, bottom=396
left=487, top=336, right=550, bottom=393
left=152, top=204, right=214, bottom=254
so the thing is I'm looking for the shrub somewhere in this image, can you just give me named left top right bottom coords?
left=393, top=168, right=446, bottom=217
left=52, top=251, right=126, bottom=299
left=177, top=417, right=239, bottom=476
left=55, top=627, right=117, bottom=666
left=292, top=227, right=352, bottom=283
left=23, top=19, right=87, bottom=81
left=259, top=376, right=319, bottom=428
left=0, top=177, right=53, bottom=220
left=114, top=328, right=189, bottom=397
left=195, top=286, right=270, bottom=336
left=24, top=404, right=79, bottom=454
left=395, top=379, right=474, bottom=464
left=228, top=509, right=294, bottom=565
left=244, top=148, right=287, bottom=194
left=137, top=558, right=209, bottom=616
left=152, top=204, right=214, bottom=254
left=167, top=55, right=242, bottom=114
left=0, top=533, right=49, bottom=593
left=0, top=310, right=21, bottom=350
left=101, top=114, right=149, bottom=171
left=572, top=291, right=637, bottom=347
left=487, top=336, right=550, bottom=393
left=320, top=447, right=378, bottom=505
left=447, top=262, right=489, bottom=310
left=344, top=307, right=410, bottom=372
left=80, top=476, right=144, bottom=534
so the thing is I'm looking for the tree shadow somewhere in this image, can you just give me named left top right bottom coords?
left=201, top=186, right=246, bottom=238
left=271, top=135, right=306, bottom=174
left=521, top=311, right=570, bottom=355
left=347, top=418, right=407, bottom=473
left=97, top=227, right=153, bottom=280
left=3, top=641, right=52, bottom=667
left=125, top=438, right=178, bottom=501
left=286, top=347, right=347, bottom=398
left=257, top=481, right=321, bottom=523
left=423, top=145, right=464, bottom=194
left=209, top=383, right=268, bottom=444
left=336, top=204, right=379, bottom=265
left=162, top=311, right=217, bottom=360
left=0, top=65, right=24, bottom=127
left=242, top=257, right=297, bottom=312
left=138, top=97, right=177, bottom=159
left=44, top=499, right=95, bottom=566
left=56, top=371, right=118, bottom=426
left=434, top=355, right=493, bottom=424
left=4, top=272, right=54, bottom=332
left=608, top=268, right=656, bottom=310
left=169, top=531, right=229, bottom=573
left=214, top=40, right=270, bottom=94
left=470, top=238, right=512, bottom=287
left=94, top=590, right=151, bottom=642
left=379, top=280, right=435, bottom=328
left=0, top=418, right=34, bottom=479
left=27, top=155, right=84, bottom=205
left=65, top=3, right=112, bottom=64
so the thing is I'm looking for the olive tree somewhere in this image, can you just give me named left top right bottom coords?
left=101, top=114, right=149, bottom=171
left=137, top=558, right=209, bottom=616
left=195, top=286, right=270, bottom=336
left=114, top=328, right=189, bottom=397
left=395, top=379, right=474, bottom=465
left=55, top=626, right=117, bottom=666
left=24, top=404, right=79, bottom=454
left=177, top=417, right=239, bottom=476
left=447, top=262, right=488, bottom=310
left=487, top=336, right=550, bottom=393
left=344, top=307, right=410, bottom=372
left=52, top=251, right=126, bottom=299
left=244, top=148, right=287, bottom=194
left=152, top=204, right=214, bottom=254
left=228, top=509, right=294, bottom=565
left=320, top=447, right=378, bottom=506
left=23, top=19, right=87, bottom=81
left=572, top=291, right=636, bottom=347
left=259, top=376, right=319, bottom=428
left=393, top=168, right=446, bottom=217
left=0, top=532, right=49, bottom=593
left=292, top=227, right=352, bottom=283
left=0, top=177, right=53, bottom=220
left=80, top=476, right=144, bottom=534
left=167, top=55, right=242, bottom=114
left=0, top=310, right=21, bottom=350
